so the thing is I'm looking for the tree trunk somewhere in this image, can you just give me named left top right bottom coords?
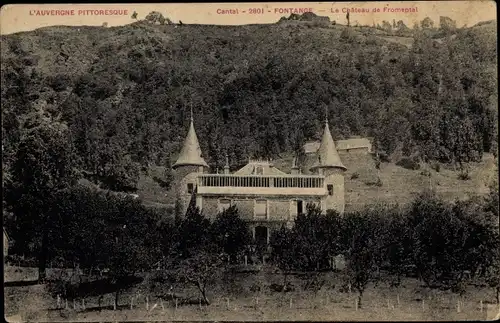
left=358, top=291, right=363, bottom=308
left=115, top=290, right=120, bottom=310
left=38, top=222, right=49, bottom=283
left=197, top=282, right=210, bottom=305
left=496, top=286, right=500, bottom=305
left=201, top=288, right=210, bottom=305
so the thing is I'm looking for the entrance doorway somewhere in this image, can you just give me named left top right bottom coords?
left=254, top=226, right=268, bottom=246
left=297, top=200, right=303, bottom=215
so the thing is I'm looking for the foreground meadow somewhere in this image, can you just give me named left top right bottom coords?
left=4, top=265, right=500, bottom=321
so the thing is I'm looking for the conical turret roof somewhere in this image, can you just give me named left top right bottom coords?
left=173, top=113, right=208, bottom=169
left=310, top=119, right=346, bottom=171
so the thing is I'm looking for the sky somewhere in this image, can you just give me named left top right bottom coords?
left=0, top=1, right=497, bottom=35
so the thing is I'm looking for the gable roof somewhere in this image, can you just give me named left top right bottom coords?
left=233, top=160, right=287, bottom=176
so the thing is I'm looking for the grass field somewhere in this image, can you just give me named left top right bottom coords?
left=4, top=265, right=500, bottom=321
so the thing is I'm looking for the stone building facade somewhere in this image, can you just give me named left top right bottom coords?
left=172, top=113, right=347, bottom=245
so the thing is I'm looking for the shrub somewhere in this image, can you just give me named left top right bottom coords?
left=340, top=28, right=357, bottom=42
left=365, top=177, right=383, bottom=187
left=420, top=169, right=431, bottom=177
left=396, top=157, right=421, bottom=170
left=350, top=172, right=360, bottom=180
left=431, top=162, right=441, bottom=172
left=458, top=170, right=471, bottom=180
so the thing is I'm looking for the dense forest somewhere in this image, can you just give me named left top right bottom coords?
left=1, top=15, right=497, bottom=193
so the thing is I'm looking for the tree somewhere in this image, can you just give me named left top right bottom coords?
left=131, top=11, right=138, bottom=20
left=407, top=192, right=496, bottom=290
left=439, top=16, right=457, bottom=33
left=384, top=209, right=413, bottom=288
left=381, top=20, right=392, bottom=32
left=48, top=186, right=163, bottom=306
left=172, top=205, right=212, bottom=259
left=292, top=204, right=339, bottom=271
left=4, top=116, right=79, bottom=282
left=343, top=212, right=379, bottom=308
left=396, top=20, right=410, bottom=35
left=145, top=11, right=166, bottom=25
left=168, top=250, right=224, bottom=305
left=270, top=226, right=296, bottom=285
left=439, top=110, right=482, bottom=171
left=166, top=203, right=225, bottom=305
left=485, top=248, right=500, bottom=305
left=421, top=17, right=434, bottom=29
left=210, top=205, right=252, bottom=263
left=100, top=194, right=163, bottom=306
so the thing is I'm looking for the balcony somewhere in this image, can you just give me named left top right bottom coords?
left=197, top=174, right=326, bottom=196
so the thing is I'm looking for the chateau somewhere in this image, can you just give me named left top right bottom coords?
left=171, top=112, right=350, bottom=245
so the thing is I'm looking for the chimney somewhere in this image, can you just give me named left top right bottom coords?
left=291, top=157, right=300, bottom=175
left=224, top=153, right=230, bottom=174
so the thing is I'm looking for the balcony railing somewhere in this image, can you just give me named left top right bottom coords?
left=198, top=174, right=324, bottom=188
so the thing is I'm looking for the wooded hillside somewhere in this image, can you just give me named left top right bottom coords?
left=1, top=18, right=497, bottom=193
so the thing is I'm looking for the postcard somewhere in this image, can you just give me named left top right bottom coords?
left=2, top=2, right=499, bottom=322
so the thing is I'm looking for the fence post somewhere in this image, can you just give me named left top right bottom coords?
left=175, top=298, right=178, bottom=311
left=82, top=298, right=85, bottom=310
left=289, top=297, right=293, bottom=309
left=146, top=295, right=149, bottom=311
left=397, top=294, right=400, bottom=306
left=226, top=297, right=230, bottom=309
left=480, top=300, right=483, bottom=312
left=245, top=255, right=248, bottom=267
left=422, top=299, right=425, bottom=311
left=355, top=298, right=358, bottom=311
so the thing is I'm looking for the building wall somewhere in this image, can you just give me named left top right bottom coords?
left=322, top=169, right=345, bottom=214
left=338, top=147, right=369, bottom=155
left=174, top=165, right=201, bottom=216
left=201, top=195, right=325, bottom=222
left=268, top=200, right=290, bottom=221
left=232, top=199, right=254, bottom=220
left=201, top=197, right=219, bottom=220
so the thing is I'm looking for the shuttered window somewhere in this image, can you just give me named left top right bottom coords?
left=254, top=199, right=267, bottom=219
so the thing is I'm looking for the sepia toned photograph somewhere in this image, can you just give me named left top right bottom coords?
left=1, top=1, right=499, bottom=321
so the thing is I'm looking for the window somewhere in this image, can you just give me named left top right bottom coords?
left=218, top=199, right=231, bottom=213
left=327, top=184, right=334, bottom=196
left=254, top=199, right=267, bottom=219
left=187, top=183, right=194, bottom=194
